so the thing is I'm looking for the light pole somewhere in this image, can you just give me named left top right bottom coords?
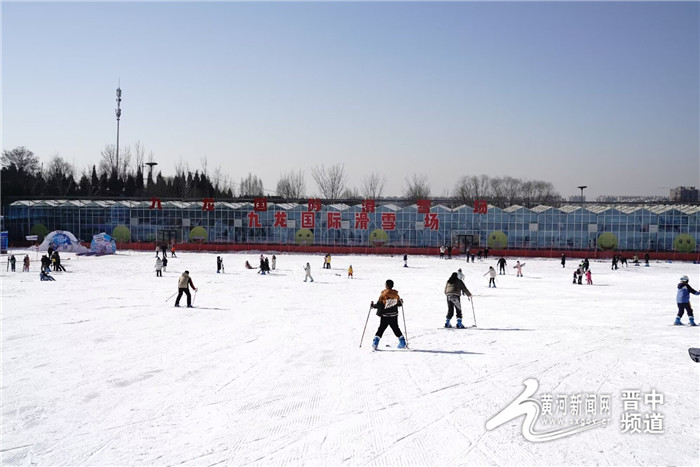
left=145, top=162, right=158, bottom=188
left=115, top=83, right=122, bottom=179
left=577, top=185, right=587, bottom=205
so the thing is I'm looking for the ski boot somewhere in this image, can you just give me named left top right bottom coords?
left=372, top=336, right=380, bottom=350
left=674, top=316, right=684, bottom=325
left=398, top=336, right=407, bottom=349
left=445, top=319, right=452, bottom=328
left=456, top=318, right=465, bottom=329
left=690, top=317, right=697, bottom=326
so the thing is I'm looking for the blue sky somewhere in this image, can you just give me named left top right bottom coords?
left=2, top=1, right=698, bottom=199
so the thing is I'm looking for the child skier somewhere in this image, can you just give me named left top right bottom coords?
left=271, top=255, right=276, bottom=270
left=23, top=255, right=30, bottom=272
left=348, top=265, right=353, bottom=278
left=484, top=266, right=497, bottom=288
left=444, top=272, right=473, bottom=328
left=174, top=270, right=197, bottom=308
left=561, top=254, right=566, bottom=268
left=162, top=256, right=168, bottom=272
left=155, top=257, right=163, bottom=277
left=513, top=261, right=524, bottom=277
left=304, top=262, right=314, bottom=282
left=585, top=269, right=592, bottom=285
left=217, top=256, right=223, bottom=274
left=403, top=253, right=408, bottom=267
left=675, top=275, right=700, bottom=326
left=40, top=270, right=55, bottom=281
left=370, top=279, right=406, bottom=349
left=457, top=268, right=465, bottom=281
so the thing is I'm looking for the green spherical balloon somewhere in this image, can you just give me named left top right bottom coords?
left=30, top=223, right=49, bottom=240
left=189, top=226, right=208, bottom=242
left=597, top=232, right=618, bottom=251
left=295, top=228, right=314, bottom=246
left=112, top=225, right=131, bottom=243
left=488, top=230, right=508, bottom=249
left=673, top=233, right=696, bottom=253
left=369, top=229, right=389, bottom=247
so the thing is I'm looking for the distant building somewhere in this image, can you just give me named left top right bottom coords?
left=670, top=186, right=699, bottom=203
left=596, top=195, right=669, bottom=203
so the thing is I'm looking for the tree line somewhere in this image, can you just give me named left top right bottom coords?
left=1, top=145, right=561, bottom=209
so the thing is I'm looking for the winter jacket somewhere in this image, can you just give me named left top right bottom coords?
left=178, top=273, right=195, bottom=289
left=374, top=288, right=402, bottom=317
left=155, top=258, right=163, bottom=271
left=677, top=282, right=700, bottom=303
left=445, top=278, right=471, bottom=297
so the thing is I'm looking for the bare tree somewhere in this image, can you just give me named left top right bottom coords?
left=454, top=175, right=489, bottom=205
left=239, top=172, right=264, bottom=197
left=342, top=186, right=359, bottom=199
left=502, top=176, right=522, bottom=206
left=45, top=154, right=76, bottom=195
left=311, top=163, right=347, bottom=200
left=403, top=174, right=431, bottom=200
left=2, top=146, right=40, bottom=173
left=276, top=170, right=306, bottom=199
left=99, top=144, right=131, bottom=179
left=361, top=172, right=387, bottom=199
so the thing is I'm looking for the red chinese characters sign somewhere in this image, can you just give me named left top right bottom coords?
left=274, top=211, right=287, bottom=227
left=355, top=212, right=370, bottom=230
left=424, top=213, right=439, bottom=231
left=327, top=212, right=341, bottom=230
left=473, top=200, right=488, bottom=214
left=417, top=199, right=431, bottom=214
left=381, top=213, right=396, bottom=231
left=202, top=198, right=215, bottom=211
left=301, top=212, right=316, bottom=229
left=362, top=199, right=376, bottom=213
left=254, top=197, right=268, bottom=212
left=149, top=197, right=162, bottom=210
left=247, top=211, right=261, bottom=228
left=308, top=199, right=322, bottom=212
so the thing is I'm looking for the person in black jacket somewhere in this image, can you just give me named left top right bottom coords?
left=444, top=272, right=472, bottom=328
left=497, top=257, right=507, bottom=275
left=371, top=279, right=406, bottom=350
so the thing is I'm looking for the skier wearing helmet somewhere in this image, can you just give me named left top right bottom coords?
left=675, top=275, right=700, bottom=326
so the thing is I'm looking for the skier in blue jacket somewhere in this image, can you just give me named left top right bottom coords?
left=675, top=275, right=700, bottom=326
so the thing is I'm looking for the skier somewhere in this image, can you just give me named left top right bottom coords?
left=271, top=255, right=277, bottom=270
left=263, top=257, right=270, bottom=274
left=439, top=245, right=445, bottom=259
left=477, top=250, right=483, bottom=260
left=561, top=253, right=566, bottom=268
left=484, top=266, right=497, bottom=288
left=497, top=257, right=507, bottom=275
left=348, top=265, right=353, bottom=278
left=325, top=254, right=332, bottom=269
left=23, top=255, right=30, bottom=272
left=573, top=267, right=580, bottom=284
left=304, top=262, right=314, bottom=282
left=245, top=260, right=254, bottom=269
left=674, top=275, right=700, bottom=326
left=171, top=244, right=177, bottom=257
left=155, top=244, right=160, bottom=257
left=582, top=258, right=590, bottom=272
left=585, top=269, right=592, bottom=285
left=174, top=270, right=197, bottom=308
left=457, top=268, right=465, bottom=281
left=444, top=272, right=473, bottom=328
left=513, top=260, right=524, bottom=277
left=370, top=279, right=406, bottom=349
left=40, top=269, right=55, bottom=281
left=403, top=253, right=408, bottom=268
left=644, top=251, right=650, bottom=267
left=620, top=255, right=628, bottom=267
left=162, top=256, right=168, bottom=272
left=611, top=255, right=619, bottom=270
left=484, top=247, right=490, bottom=259
left=447, top=245, right=452, bottom=259
left=155, top=257, right=163, bottom=277
left=633, top=253, right=640, bottom=266
left=161, top=244, right=167, bottom=258
left=258, top=255, right=266, bottom=275
left=9, top=254, right=16, bottom=272
left=217, top=256, right=223, bottom=274
left=40, top=254, right=51, bottom=273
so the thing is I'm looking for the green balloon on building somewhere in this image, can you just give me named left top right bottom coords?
left=295, top=228, right=314, bottom=246
left=488, top=231, right=508, bottom=249
left=189, top=226, right=208, bottom=242
left=597, top=232, right=618, bottom=251
left=369, top=229, right=388, bottom=247
left=112, top=225, right=131, bottom=243
left=673, top=233, right=696, bottom=253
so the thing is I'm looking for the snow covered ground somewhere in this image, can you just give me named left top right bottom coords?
left=1, top=250, right=699, bottom=466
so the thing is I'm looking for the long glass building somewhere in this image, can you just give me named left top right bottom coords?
left=5, top=198, right=699, bottom=255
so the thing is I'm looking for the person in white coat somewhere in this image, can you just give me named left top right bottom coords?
left=304, top=262, right=314, bottom=282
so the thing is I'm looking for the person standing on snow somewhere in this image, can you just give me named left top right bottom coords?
left=675, top=275, right=700, bottom=326
left=9, top=254, right=16, bottom=272
left=348, top=265, right=353, bottom=278
left=217, top=256, right=223, bottom=274
left=304, top=262, right=314, bottom=282
left=513, top=261, right=524, bottom=277
left=561, top=254, right=566, bottom=268
left=155, top=257, right=163, bottom=277
left=371, top=279, right=406, bottom=349
left=497, top=257, right=507, bottom=275
left=484, top=266, right=497, bottom=288
left=444, top=272, right=472, bottom=328
left=271, top=255, right=277, bottom=270
left=585, top=269, right=592, bottom=285
left=174, top=270, right=197, bottom=308
left=162, top=255, right=168, bottom=272
left=403, top=253, right=408, bottom=268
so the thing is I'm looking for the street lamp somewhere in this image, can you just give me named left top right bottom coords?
left=577, top=185, right=587, bottom=204
left=145, top=161, right=158, bottom=185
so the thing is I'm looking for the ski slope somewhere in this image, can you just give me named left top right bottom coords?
left=1, top=251, right=698, bottom=466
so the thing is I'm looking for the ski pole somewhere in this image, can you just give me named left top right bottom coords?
left=192, top=289, right=198, bottom=306
left=359, top=304, right=372, bottom=347
left=165, top=291, right=178, bottom=302
left=400, top=304, right=408, bottom=347
left=470, top=297, right=477, bottom=327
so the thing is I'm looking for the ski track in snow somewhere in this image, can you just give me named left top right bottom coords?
left=1, top=251, right=699, bottom=466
